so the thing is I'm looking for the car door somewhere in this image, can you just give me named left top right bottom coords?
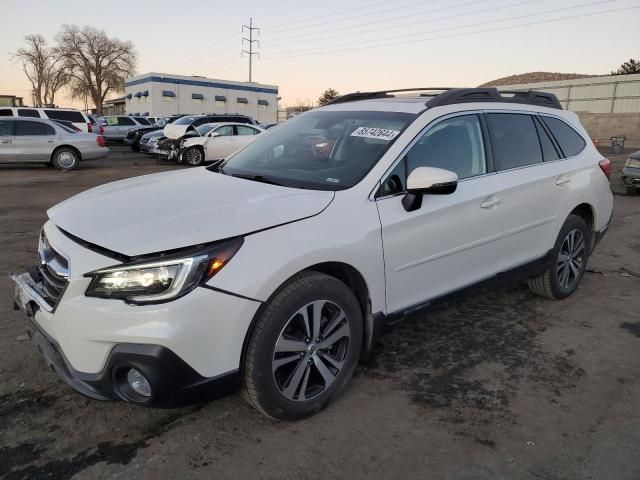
left=116, top=116, right=137, bottom=140
left=13, top=120, right=58, bottom=162
left=0, top=119, right=16, bottom=163
left=235, top=125, right=261, bottom=149
left=205, top=125, right=236, bottom=159
left=376, top=113, right=504, bottom=314
left=485, top=112, right=571, bottom=271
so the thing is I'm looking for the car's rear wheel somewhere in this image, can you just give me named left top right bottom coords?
left=130, top=142, right=140, bottom=152
left=51, top=148, right=79, bottom=171
left=528, top=214, right=591, bottom=300
left=243, top=271, right=363, bottom=420
left=183, top=146, right=204, bottom=167
left=625, top=186, right=638, bottom=196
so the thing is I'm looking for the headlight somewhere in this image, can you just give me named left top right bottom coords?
left=625, top=157, right=640, bottom=169
left=85, top=237, right=243, bottom=304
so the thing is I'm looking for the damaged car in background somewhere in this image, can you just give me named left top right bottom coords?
left=151, top=114, right=258, bottom=161
left=179, top=123, right=263, bottom=166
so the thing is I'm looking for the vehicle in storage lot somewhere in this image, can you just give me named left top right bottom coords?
left=11, top=88, right=613, bottom=420
left=0, top=117, right=108, bottom=170
left=622, top=150, right=640, bottom=194
left=125, top=115, right=186, bottom=152
left=0, top=107, right=96, bottom=134
left=179, top=123, right=264, bottom=166
left=97, top=115, right=151, bottom=143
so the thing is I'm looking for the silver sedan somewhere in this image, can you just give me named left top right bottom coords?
left=0, top=117, right=109, bottom=171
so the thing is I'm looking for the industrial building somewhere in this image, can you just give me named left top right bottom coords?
left=123, top=73, right=279, bottom=123
left=489, top=73, right=640, bottom=148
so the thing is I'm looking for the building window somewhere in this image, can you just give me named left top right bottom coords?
left=192, top=93, right=204, bottom=104
left=162, top=90, right=176, bottom=102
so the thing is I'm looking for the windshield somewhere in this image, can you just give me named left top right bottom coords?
left=173, top=116, right=199, bottom=126
left=218, top=110, right=415, bottom=190
left=196, top=124, right=216, bottom=136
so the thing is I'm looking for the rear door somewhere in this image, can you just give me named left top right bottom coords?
left=235, top=125, right=262, bottom=149
left=13, top=120, right=58, bottom=162
left=116, top=116, right=137, bottom=140
left=486, top=111, right=570, bottom=270
left=0, top=119, right=16, bottom=163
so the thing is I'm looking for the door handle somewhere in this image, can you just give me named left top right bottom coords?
left=555, top=175, right=571, bottom=186
left=0, top=139, right=10, bottom=144
left=47, top=140, right=54, bottom=143
left=480, top=196, right=502, bottom=209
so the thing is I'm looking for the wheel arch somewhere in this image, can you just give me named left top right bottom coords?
left=50, top=144, right=82, bottom=163
left=239, top=261, right=377, bottom=378
left=568, top=202, right=596, bottom=251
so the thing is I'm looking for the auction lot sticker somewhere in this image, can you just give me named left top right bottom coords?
left=350, top=127, right=400, bottom=141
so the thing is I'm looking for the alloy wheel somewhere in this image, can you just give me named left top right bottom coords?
left=556, top=228, right=585, bottom=289
left=185, top=148, right=202, bottom=166
left=57, top=151, right=76, bottom=168
left=272, top=300, right=351, bottom=402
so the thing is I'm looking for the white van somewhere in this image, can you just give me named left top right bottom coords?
left=0, top=107, right=96, bottom=134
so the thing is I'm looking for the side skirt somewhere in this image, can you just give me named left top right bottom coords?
left=368, top=249, right=553, bottom=344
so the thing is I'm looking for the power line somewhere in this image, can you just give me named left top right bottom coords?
left=261, top=0, right=403, bottom=29
left=265, top=0, right=442, bottom=34
left=242, top=18, right=260, bottom=82
left=265, top=0, right=623, bottom=57
left=264, top=4, right=638, bottom=61
left=158, top=33, right=242, bottom=71
left=264, top=0, right=541, bottom=46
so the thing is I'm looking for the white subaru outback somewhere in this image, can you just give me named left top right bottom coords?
left=12, top=88, right=613, bottom=420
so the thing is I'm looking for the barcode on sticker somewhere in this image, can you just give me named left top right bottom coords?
left=350, top=127, right=400, bottom=141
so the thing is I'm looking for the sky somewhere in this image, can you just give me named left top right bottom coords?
left=1, top=0, right=638, bottom=109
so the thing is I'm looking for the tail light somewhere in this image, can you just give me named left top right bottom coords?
left=87, top=122, right=93, bottom=133
left=598, top=158, right=612, bottom=180
left=96, top=135, right=105, bottom=147
left=98, top=125, right=104, bottom=134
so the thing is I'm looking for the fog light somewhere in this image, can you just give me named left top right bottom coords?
left=126, top=368, right=151, bottom=397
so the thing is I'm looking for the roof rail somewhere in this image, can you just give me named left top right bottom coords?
left=326, top=87, right=562, bottom=110
left=326, top=88, right=453, bottom=105
left=424, top=88, right=562, bottom=110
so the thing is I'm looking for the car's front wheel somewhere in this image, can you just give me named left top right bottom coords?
left=528, top=214, right=591, bottom=300
left=183, top=146, right=204, bottom=166
left=51, top=148, right=79, bottom=171
left=243, top=271, right=363, bottom=420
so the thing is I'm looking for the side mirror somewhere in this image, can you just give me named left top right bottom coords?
left=209, top=131, right=221, bottom=138
left=402, top=167, right=458, bottom=212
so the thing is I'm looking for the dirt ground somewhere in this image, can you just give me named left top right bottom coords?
left=0, top=147, right=639, bottom=480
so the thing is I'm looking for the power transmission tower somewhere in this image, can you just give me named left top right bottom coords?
left=242, top=18, right=260, bottom=82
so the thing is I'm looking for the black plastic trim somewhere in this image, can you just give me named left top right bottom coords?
left=199, top=284, right=262, bottom=303
left=58, top=227, right=130, bottom=262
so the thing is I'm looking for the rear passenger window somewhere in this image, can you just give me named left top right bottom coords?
left=487, top=113, right=542, bottom=170
left=541, top=116, right=586, bottom=157
left=134, top=117, right=150, bottom=125
left=0, top=109, right=13, bottom=117
left=117, top=117, right=136, bottom=126
left=0, top=120, right=14, bottom=135
left=15, top=120, right=55, bottom=136
left=534, top=117, right=560, bottom=162
left=44, top=109, right=85, bottom=123
left=18, top=109, right=41, bottom=118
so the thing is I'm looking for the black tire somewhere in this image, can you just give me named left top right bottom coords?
left=243, top=271, right=363, bottom=421
left=51, top=148, right=79, bottom=171
left=625, top=186, right=639, bottom=196
left=130, top=142, right=140, bottom=152
left=528, top=214, right=591, bottom=300
left=182, top=146, right=204, bottom=167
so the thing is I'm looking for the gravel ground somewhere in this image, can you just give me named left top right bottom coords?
left=0, top=146, right=639, bottom=480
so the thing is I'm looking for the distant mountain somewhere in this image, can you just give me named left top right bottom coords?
left=479, top=72, right=594, bottom=87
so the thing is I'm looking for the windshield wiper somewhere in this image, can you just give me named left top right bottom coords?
left=207, top=159, right=226, bottom=174
left=230, top=173, right=285, bottom=186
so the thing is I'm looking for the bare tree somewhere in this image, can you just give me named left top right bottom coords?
left=12, top=34, right=68, bottom=106
left=57, top=25, right=136, bottom=115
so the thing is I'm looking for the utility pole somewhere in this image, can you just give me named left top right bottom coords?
left=242, top=18, right=259, bottom=83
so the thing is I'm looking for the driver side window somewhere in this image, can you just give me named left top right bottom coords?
left=379, top=114, right=487, bottom=196
left=214, top=126, right=234, bottom=136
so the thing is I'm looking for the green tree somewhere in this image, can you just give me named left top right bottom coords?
left=611, top=58, right=640, bottom=75
left=318, top=88, right=340, bottom=106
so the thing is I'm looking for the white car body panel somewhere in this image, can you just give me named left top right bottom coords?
left=48, top=167, right=334, bottom=256
left=163, top=123, right=191, bottom=139
left=12, top=97, right=614, bottom=396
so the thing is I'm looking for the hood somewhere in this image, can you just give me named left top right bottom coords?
left=630, top=150, right=640, bottom=161
left=141, top=130, right=166, bottom=140
left=48, top=169, right=334, bottom=257
left=164, top=123, right=194, bottom=139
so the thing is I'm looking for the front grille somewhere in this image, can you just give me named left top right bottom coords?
left=35, top=231, right=69, bottom=309
left=140, top=136, right=150, bottom=144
